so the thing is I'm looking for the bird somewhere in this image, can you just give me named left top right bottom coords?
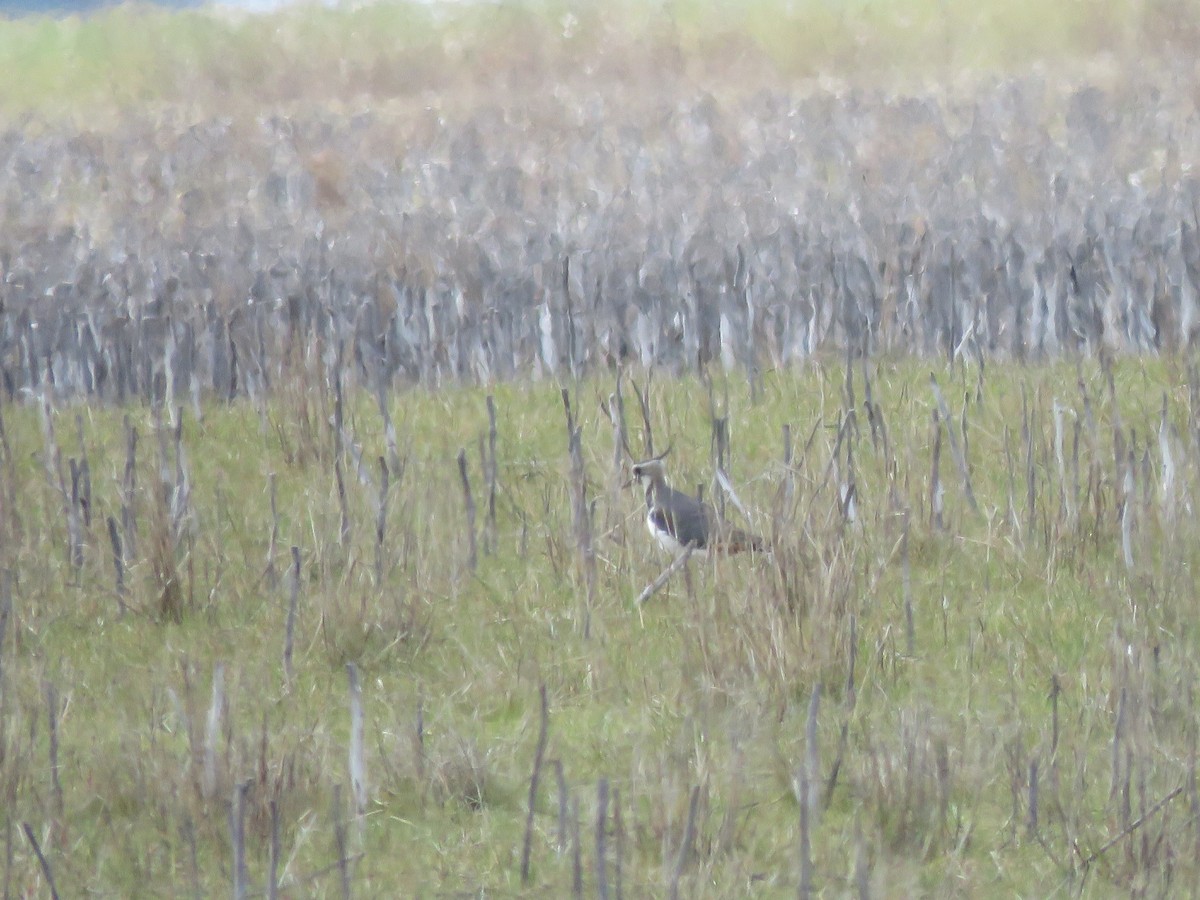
left=630, top=455, right=764, bottom=556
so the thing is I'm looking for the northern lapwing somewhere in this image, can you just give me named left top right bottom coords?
left=631, top=456, right=764, bottom=556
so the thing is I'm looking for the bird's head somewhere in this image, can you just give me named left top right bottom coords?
left=631, top=457, right=666, bottom=484
left=629, top=448, right=671, bottom=492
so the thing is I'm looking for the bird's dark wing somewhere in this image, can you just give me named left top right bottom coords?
left=657, top=487, right=712, bottom=548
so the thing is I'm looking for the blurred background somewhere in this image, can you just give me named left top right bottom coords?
left=1, top=0, right=1198, bottom=397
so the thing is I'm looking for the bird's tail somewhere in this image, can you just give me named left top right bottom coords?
left=715, top=527, right=766, bottom=554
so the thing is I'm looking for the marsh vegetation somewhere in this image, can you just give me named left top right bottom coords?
left=3, top=0, right=1200, bottom=895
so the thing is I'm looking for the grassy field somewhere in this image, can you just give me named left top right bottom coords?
left=5, top=355, right=1200, bottom=895
left=0, top=0, right=1193, bottom=118
left=4, top=0, right=1200, bottom=896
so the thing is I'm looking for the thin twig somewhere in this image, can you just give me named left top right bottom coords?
left=521, top=684, right=550, bottom=885
left=21, top=823, right=60, bottom=900
left=46, top=683, right=62, bottom=819
left=596, top=777, right=610, bottom=900
left=231, top=780, right=249, bottom=900
left=635, top=544, right=696, bottom=606
left=929, top=373, right=979, bottom=512
left=571, top=794, right=584, bottom=899
left=346, top=664, right=367, bottom=825
left=1082, top=784, right=1184, bottom=867
left=799, top=769, right=813, bottom=900
left=268, top=798, right=281, bottom=900
left=669, top=785, right=702, bottom=900
left=283, top=546, right=300, bottom=688
left=332, top=784, right=351, bottom=900
left=457, top=448, right=477, bottom=572
left=107, top=515, right=126, bottom=615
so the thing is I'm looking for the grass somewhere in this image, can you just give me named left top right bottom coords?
left=3, top=0, right=1199, bottom=894
left=5, top=355, right=1200, bottom=894
left=0, top=0, right=1193, bottom=118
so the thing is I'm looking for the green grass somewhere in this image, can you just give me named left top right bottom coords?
left=4, top=356, right=1200, bottom=894
left=0, top=0, right=1190, bottom=118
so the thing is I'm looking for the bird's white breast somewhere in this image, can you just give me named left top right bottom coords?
left=645, top=509, right=706, bottom=557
